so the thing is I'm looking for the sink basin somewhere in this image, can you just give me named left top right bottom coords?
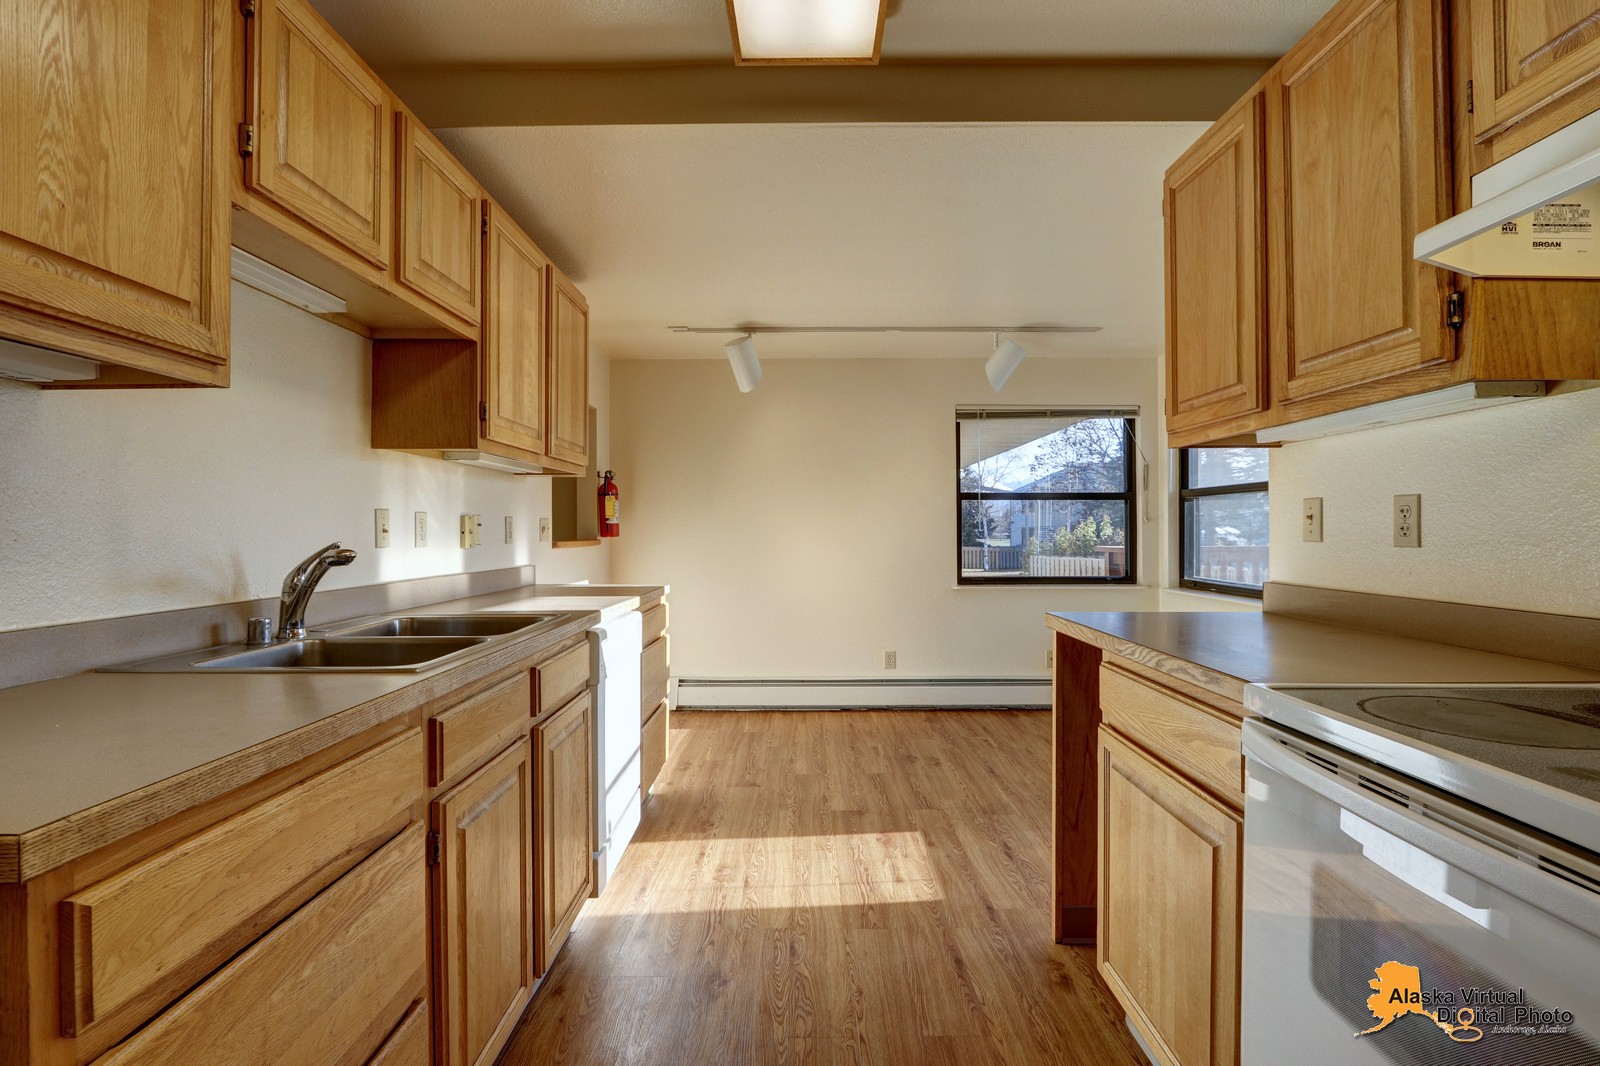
left=318, top=613, right=557, bottom=638
left=194, top=637, right=488, bottom=671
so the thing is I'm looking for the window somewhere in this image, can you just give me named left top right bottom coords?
left=1179, top=448, right=1270, bottom=597
left=957, top=408, right=1137, bottom=585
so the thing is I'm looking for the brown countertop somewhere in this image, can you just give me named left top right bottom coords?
left=1047, top=610, right=1600, bottom=707
left=0, top=583, right=665, bottom=882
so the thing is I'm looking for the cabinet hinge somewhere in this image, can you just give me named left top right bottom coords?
left=479, top=401, right=488, bottom=422
left=238, top=123, right=256, bottom=158
left=482, top=216, right=490, bottom=235
left=1466, top=79, right=1474, bottom=115
left=426, top=830, right=441, bottom=866
left=1447, top=290, right=1465, bottom=331
left=240, top=0, right=256, bottom=16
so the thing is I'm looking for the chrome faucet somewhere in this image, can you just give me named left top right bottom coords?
left=276, top=542, right=357, bottom=640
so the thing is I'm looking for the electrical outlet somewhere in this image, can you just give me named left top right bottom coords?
left=1047, top=646, right=1054, bottom=669
left=414, top=512, right=428, bottom=548
left=1302, top=497, right=1323, bottom=542
left=374, top=508, right=390, bottom=549
left=504, top=516, right=514, bottom=544
left=1393, top=494, right=1421, bottom=548
left=460, top=514, right=484, bottom=549
left=884, top=650, right=897, bottom=670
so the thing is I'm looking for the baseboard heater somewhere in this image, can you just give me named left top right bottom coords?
left=675, top=676, right=1051, bottom=710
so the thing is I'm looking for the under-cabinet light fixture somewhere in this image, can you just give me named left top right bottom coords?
left=229, top=248, right=349, bottom=315
left=726, top=0, right=889, bottom=65
left=725, top=335, right=763, bottom=392
left=0, top=337, right=99, bottom=383
left=1255, top=381, right=1546, bottom=443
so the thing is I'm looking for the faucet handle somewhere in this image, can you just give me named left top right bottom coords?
left=246, top=617, right=275, bottom=645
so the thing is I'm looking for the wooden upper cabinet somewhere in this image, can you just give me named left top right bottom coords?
left=1098, top=727, right=1240, bottom=1066
left=397, top=113, right=482, bottom=326
left=535, top=690, right=594, bottom=976
left=483, top=201, right=551, bottom=458
left=1165, top=91, right=1269, bottom=443
left=246, top=0, right=393, bottom=268
left=1270, top=0, right=1456, bottom=408
left=1470, top=0, right=1600, bottom=151
left=547, top=267, right=590, bottom=466
left=433, top=738, right=535, bottom=1066
left=0, top=0, right=230, bottom=383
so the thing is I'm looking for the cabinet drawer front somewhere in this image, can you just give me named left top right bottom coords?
left=640, top=636, right=669, bottom=720
left=63, top=730, right=423, bottom=1046
left=640, top=602, right=668, bottom=645
left=368, top=998, right=429, bottom=1066
left=641, top=700, right=669, bottom=795
left=536, top=640, right=590, bottom=716
left=96, top=823, right=427, bottom=1065
left=431, top=672, right=531, bottom=786
left=1099, top=666, right=1241, bottom=805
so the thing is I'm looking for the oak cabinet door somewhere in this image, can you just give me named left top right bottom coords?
left=396, top=114, right=481, bottom=325
left=433, top=738, right=535, bottom=1066
left=546, top=268, right=590, bottom=466
left=1165, top=91, right=1269, bottom=439
left=535, top=690, right=594, bottom=975
left=482, top=202, right=551, bottom=457
left=1470, top=0, right=1600, bottom=143
left=1098, top=728, right=1240, bottom=1066
left=0, top=0, right=229, bottom=366
left=1271, top=0, right=1456, bottom=406
left=248, top=0, right=392, bottom=267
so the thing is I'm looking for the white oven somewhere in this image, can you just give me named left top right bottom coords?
left=1241, top=702, right=1600, bottom=1066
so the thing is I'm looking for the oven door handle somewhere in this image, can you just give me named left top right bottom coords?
left=1242, top=719, right=1600, bottom=935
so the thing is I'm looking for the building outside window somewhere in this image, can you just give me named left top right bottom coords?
left=957, top=408, right=1138, bottom=586
left=1178, top=448, right=1270, bottom=597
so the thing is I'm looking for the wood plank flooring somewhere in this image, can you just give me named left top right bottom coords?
left=498, top=711, right=1143, bottom=1066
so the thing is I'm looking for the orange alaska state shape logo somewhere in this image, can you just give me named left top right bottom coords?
left=1357, top=961, right=1484, bottom=1043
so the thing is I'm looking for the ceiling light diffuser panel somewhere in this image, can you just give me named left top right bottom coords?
left=727, top=0, right=888, bottom=64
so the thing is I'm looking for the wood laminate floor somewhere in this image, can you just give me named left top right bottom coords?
left=499, top=710, right=1144, bottom=1066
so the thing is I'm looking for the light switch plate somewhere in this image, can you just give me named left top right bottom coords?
left=504, top=516, right=514, bottom=544
left=1393, top=494, right=1421, bottom=548
left=374, top=508, right=390, bottom=549
left=1302, top=497, right=1323, bottom=542
left=460, top=514, right=484, bottom=549
left=414, top=512, right=428, bottom=548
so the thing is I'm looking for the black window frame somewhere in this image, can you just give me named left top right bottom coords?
left=956, top=412, right=1139, bottom=587
left=1178, top=447, right=1269, bottom=599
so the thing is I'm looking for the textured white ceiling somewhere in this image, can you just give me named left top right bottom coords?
left=438, top=122, right=1209, bottom=360
left=310, top=0, right=1334, bottom=66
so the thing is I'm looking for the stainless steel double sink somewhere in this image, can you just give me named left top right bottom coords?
left=104, top=613, right=567, bottom=673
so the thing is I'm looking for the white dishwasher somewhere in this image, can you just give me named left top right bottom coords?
left=590, top=609, right=642, bottom=893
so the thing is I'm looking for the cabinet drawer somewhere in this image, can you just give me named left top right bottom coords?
left=1099, top=666, right=1242, bottom=805
left=536, top=640, right=590, bottom=717
left=640, top=602, right=668, bottom=645
left=642, top=700, right=669, bottom=795
left=368, top=998, right=429, bottom=1066
left=641, top=636, right=669, bottom=720
left=430, top=672, right=531, bottom=786
left=95, top=822, right=427, bottom=1065
left=63, top=730, right=423, bottom=1047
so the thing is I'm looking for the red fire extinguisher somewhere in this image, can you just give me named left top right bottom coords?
left=597, top=470, right=620, bottom=538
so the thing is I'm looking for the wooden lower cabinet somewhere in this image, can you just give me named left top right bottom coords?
left=535, top=690, right=595, bottom=975
left=432, top=737, right=536, bottom=1066
left=1098, top=726, right=1242, bottom=1066
left=96, top=823, right=427, bottom=1065
left=369, top=998, right=431, bottom=1066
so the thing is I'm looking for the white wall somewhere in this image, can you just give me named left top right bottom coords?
left=609, top=356, right=1162, bottom=682
left=0, top=283, right=611, bottom=632
left=1268, top=385, right=1600, bottom=618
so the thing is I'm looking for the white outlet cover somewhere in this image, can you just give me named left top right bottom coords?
left=504, top=516, right=514, bottom=544
left=414, top=512, right=428, bottom=547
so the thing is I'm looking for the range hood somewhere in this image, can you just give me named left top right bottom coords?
left=1416, top=109, right=1600, bottom=277
left=441, top=451, right=544, bottom=475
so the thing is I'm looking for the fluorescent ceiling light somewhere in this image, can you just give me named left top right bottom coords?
left=0, top=337, right=99, bottom=383
left=230, top=248, right=349, bottom=315
left=725, top=335, right=763, bottom=392
left=727, top=0, right=888, bottom=64
left=1255, top=381, right=1545, bottom=443
left=985, top=338, right=1027, bottom=393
